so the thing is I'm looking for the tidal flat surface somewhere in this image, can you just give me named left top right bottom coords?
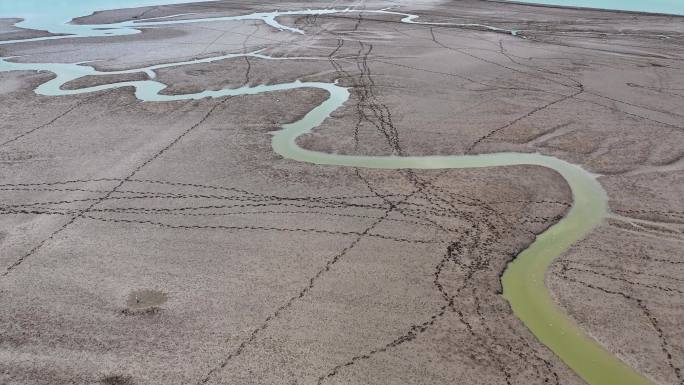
left=0, top=1, right=682, bottom=385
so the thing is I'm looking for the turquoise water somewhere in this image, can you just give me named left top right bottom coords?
left=504, top=0, right=684, bottom=15
left=0, top=0, right=214, bottom=36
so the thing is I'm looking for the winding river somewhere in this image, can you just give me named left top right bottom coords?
left=0, top=3, right=660, bottom=385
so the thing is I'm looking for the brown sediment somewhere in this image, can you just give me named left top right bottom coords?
left=0, top=1, right=682, bottom=385
left=62, top=73, right=151, bottom=91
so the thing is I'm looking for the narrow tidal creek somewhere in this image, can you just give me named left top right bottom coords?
left=0, top=3, right=659, bottom=384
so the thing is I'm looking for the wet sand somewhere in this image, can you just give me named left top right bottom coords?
left=0, top=1, right=682, bottom=384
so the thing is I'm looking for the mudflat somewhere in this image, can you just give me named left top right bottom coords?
left=0, top=1, right=682, bottom=385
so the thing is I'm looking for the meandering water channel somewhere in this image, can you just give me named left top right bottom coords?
left=0, top=3, right=660, bottom=384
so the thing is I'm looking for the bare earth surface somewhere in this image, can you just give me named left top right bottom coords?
left=0, top=1, right=682, bottom=384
